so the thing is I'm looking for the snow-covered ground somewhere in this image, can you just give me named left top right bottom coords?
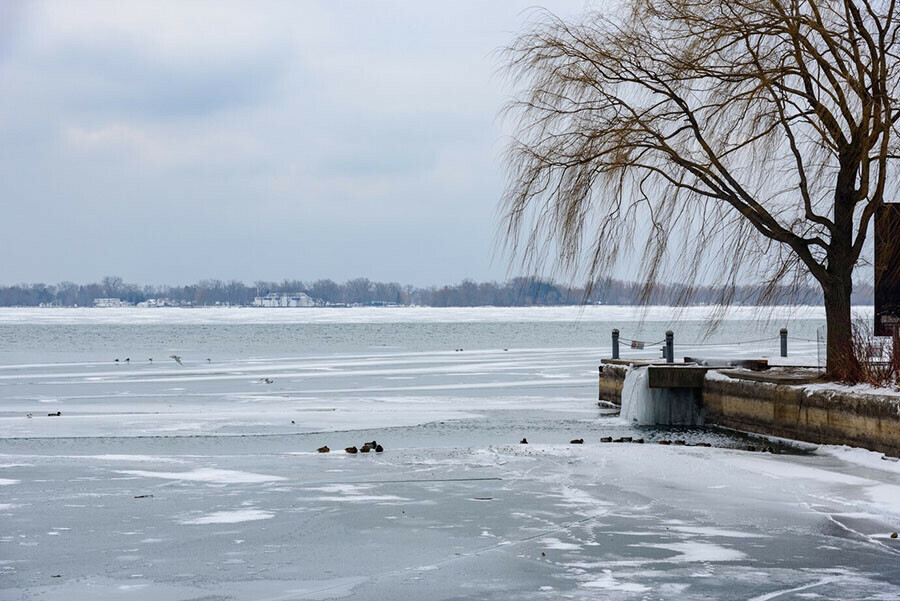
left=1, top=309, right=898, bottom=599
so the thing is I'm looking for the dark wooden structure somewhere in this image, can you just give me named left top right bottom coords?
left=875, top=203, right=900, bottom=336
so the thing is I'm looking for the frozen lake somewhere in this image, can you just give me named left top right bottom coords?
left=2, top=306, right=899, bottom=600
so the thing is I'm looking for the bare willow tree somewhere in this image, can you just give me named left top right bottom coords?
left=501, top=0, right=900, bottom=378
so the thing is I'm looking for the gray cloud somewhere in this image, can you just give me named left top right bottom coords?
left=0, top=0, right=590, bottom=286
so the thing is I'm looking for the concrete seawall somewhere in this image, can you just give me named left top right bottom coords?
left=598, top=365, right=627, bottom=403
left=599, top=363, right=900, bottom=456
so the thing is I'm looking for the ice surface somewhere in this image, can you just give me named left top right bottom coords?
left=1, top=308, right=898, bottom=600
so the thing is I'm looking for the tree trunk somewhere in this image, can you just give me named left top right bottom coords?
left=823, top=277, right=856, bottom=379
left=824, top=162, right=859, bottom=380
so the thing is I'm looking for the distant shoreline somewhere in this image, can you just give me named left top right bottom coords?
left=0, top=276, right=863, bottom=309
left=0, top=304, right=873, bottom=326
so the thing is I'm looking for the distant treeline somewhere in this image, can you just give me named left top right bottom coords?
left=0, top=275, right=876, bottom=307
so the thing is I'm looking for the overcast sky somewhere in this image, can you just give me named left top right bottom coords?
left=0, top=0, right=593, bottom=286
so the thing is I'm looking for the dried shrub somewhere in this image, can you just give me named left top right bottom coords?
left=831, top=320, right=899, bottom=388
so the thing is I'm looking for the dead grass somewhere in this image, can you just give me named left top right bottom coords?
left=832, top=320, right=900, bottom=388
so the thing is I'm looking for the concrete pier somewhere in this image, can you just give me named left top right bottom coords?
left=647, top=365, right=709, bottom=389
left=599, top=363, right=900, bottom=456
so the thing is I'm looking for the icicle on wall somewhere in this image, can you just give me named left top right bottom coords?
left=620, top=366, right=704, bottom=426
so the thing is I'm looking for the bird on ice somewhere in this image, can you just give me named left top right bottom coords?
left=170, top=355, right=184, bottom=366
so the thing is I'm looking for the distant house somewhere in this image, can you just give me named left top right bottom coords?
left=93, top=298, right=132, bottom=308
left=136, top=298, right=175, bottom=308
left=252, top=292, right=316, bottom=307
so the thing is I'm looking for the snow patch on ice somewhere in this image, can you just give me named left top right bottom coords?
left=0, top=478, right=19, bottom=486
left=180, top=509, right=274, bottom=525
left=861, top=483, right=900, bottom=515
left=580, top=570, right=650, bottom=592
left=116, top=468, right=286, bottom=484
left=668, top=526, right=767, bottom=539
left=308, top=495, right=410, bottom=503
left=747, top=576, right=841, bottom=601
left=302, top=483, right=409, bottom=503
left=539, top=537, right=582, bottom=551
left=726, top=455, right=870, bottom=486
left=553, top=485, right=611, bottom=518
left=89, top=455, right=185, bottom=463
left=821, top=445, right=900, bottom=474
left=305, top=484, right=373, bottom=494
left=634, top=541, right=746, bottom=562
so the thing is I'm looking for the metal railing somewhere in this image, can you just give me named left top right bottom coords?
left=610, top=328, right=822, bottom=363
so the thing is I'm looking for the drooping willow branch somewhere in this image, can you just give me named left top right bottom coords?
left=500, top=0, right=900, bottom=310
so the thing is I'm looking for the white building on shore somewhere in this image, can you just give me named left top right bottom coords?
left=252, top=292, right=316, bottom=307
left=93, top=298, right=132, bottom=308
left=136, top=298, right=177, bottom=308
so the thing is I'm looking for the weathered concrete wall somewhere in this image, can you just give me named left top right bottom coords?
left=703, top=377, right=900, bottom=456
left=598, top=365, right=627, bottom=402
left=598, top=363, right=900, bottom=456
